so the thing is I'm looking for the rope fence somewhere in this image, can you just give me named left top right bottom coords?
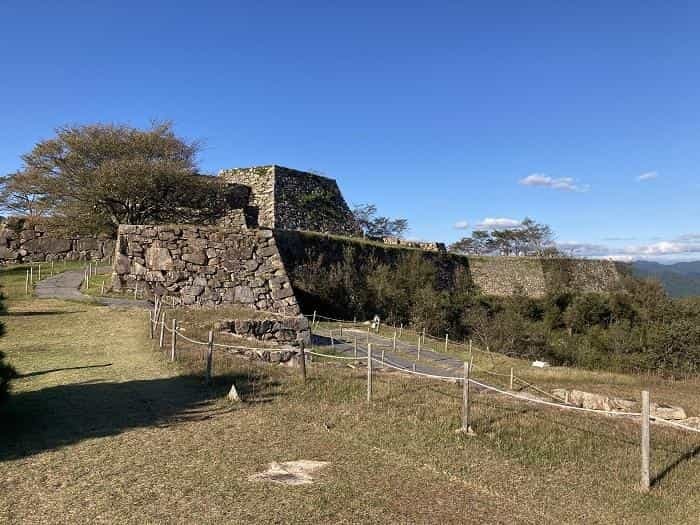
left=146, top=302, right=700, bottom=493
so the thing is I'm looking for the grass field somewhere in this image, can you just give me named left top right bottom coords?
left=2, top=265, right=700, bottom=524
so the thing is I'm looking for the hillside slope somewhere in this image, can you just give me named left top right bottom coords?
left=631, top=260, right=700, bottom=297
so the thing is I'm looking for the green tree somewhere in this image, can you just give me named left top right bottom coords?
left=4, top=122, right=231, bottom=234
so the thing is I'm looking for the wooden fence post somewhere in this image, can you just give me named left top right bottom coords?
left=148, top=311, right=154, bottom=339
left=51, top=260, right=54, bottom=276
left=25, top=269, right=29, bottom=294
left=367, top=343, right=373, bottom=404
left=38, top=263, right=41, bottom=281
left=381, top=348, right=385, bottom=368
left=159, top=311, right=166, bottom=348
left=445, top=333, right=449, bottom=353
left=510, top=368, right=514, bottom=390
left=340, top=322, right=343, bottom=337
left=312, top=310, right=317, bottom=327
left=399, top=323, right=403, bottom=338
left=170, top=319, right=177, bottom=361
left=206, top=330, right=214, bottom=384
left=101, top=282, right=105, bottom=296
left=299, top=341, right=307, bottom=384
left=460, top=361, right=475, bottom=435
left=641, top=390, right=651, bottom=492
left=30, top=265, right=33, bottom=285
left=417, top=335, right=421, bottom=361
left=393, top=330, right=397, bottom=352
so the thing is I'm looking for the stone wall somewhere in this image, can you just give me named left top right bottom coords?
left=541, top=258, right=623, bottom=294
left=274, top=229, right=473, bottom=316
left=273, top=166, right=361, bottom=236
left=219, top=165, right=361, bottom=236
left=216, top=317, right=310, bottom=345
left=0, top=219, right=114, bottom=264
left=274, top=230, right=626, bottom=314
left=219, top=166, right=276, bottom=229
left=112, top=224, right=300, bottom=315
left=468, top=257, right=548, bottom=297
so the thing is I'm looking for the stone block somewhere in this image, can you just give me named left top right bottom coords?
left=0, top=247, right=19, bottom=260
left=24, top=237, right=72, bottom=254
left=272, top=286, right=295, bottom=301
left=234, top=285, right=256, bottom=304
left=115, top=254, right=131, bottom=275
left=183, top=250, right=207, bottom=265
left=146, top=246, right=174, bottom=271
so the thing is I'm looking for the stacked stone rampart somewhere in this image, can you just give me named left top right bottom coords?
left=112, top=224, right=299, bottom=315
left=219, top=165, right=360, bottom=236
left=0, top=219, right=114, bottom=264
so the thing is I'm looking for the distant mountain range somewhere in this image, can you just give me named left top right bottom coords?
left=630, top=260, right=700, bottom=298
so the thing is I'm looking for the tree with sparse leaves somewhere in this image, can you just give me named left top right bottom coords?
left=352, top=203, right=409, bottom=238
left=1, top=122, right=232, bottom=234
left=449, top=217, right=559, bottom=256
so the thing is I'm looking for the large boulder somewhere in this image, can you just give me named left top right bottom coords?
left=651, top=403, right=687, bottom=421
left=680, top=417, right=700, bottom=430
left=114, top=254, right=131, bottom=275
left=0, top=247, right=19, bottom=261
left=234, top=285, right=256, bottom=304
left=145, top=246, right=174, bottom=271
left=75, top=238, right=99, bottom=252
left=553, top=389, right=636, bottom=412
left=23, top=237, right=72, bottom=254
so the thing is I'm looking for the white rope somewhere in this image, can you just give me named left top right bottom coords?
left=370, top=356, right=648, bottom=419
left=648, top=416, right=700, bottom=433
left=212, top=342, right=292, bottom=354
left=174, top=331, right=209, bottom=346
left=468, top=377, right=642, bottom=417
left=307, top=350, right=368, bottom=360
left=159, top=311, right=700, bottom=434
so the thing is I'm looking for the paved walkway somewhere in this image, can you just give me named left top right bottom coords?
left=35, top=268, right=150, bottom=308
left=311, top=326, right=491, bottom=390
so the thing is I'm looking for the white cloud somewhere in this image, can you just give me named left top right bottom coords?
left=519, top=173, right=589, bottom=192
left=453, top=220, right=470, bottom=230
left=558, top=234, right=700, bottom=261
left=476, top=217, right=522, bottom=230
left=558, top=242, right=612, bottom=257
left=637, top=171, right=658, bottom=182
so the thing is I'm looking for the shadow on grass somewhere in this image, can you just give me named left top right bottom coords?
left=6, top=310, right=86, bottom=317
left=0, top=370, right=281, bottom=462
left=652, top=443, right=700, bottom=487
left=17, top=363, right=113, bottom=378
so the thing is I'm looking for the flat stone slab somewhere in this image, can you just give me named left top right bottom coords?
left=248, top=460, right=329, bottom=485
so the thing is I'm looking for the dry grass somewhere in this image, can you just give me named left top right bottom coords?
left=2, top=268, right=700, bottom=523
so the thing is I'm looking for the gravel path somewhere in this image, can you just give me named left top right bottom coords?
left=35, top=269, right=150, bottom=308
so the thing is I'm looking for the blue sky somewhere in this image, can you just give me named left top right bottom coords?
left=1, top=1, right=699, bottom=261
